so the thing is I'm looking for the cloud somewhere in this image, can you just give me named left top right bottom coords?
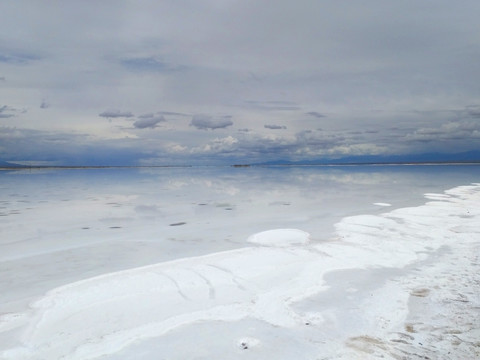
left=133, top=116, right=165, bottom=129
left=0, top=127, right=153, bottom=166
left=1, top=2, right=480, bottom=165
left=264, top=124, right=287, bottom=130
left=245, top=101, right=300, bottom=111
left=138, top=113, right=154, bottom=119
left=165, top=143, right=188, bottom=153
left=327, top=143, right=388, bottom=157
left=121, top=57, right=185, bottom=72
left=406, top=121, right=480, bottom=143
left=200, top=136, right=239, bottom=153
left=158, top=111, right=190, bottom=117
left=466, top=106, right=480, bottom=118
left=99, top=110, right=134, bottom=119
left=0, top=105, right=16, bottom=119
left=190, top=115, right=233, bottom=130
left=305, top=111, right=326, bottom=118
left=295, top=129, right=345, bottom=148
left=40, top=100, right=49, bottom=109
left=0, top=51, right=40, bottom=65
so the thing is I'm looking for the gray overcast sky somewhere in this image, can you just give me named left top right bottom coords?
left=1, top=0, right=479, bottom=165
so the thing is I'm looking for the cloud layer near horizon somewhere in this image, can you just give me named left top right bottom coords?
left=1, top=1, right=479, bottom=165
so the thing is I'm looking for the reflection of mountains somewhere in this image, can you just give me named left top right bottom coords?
left=0, top=160, right=27, bottom=168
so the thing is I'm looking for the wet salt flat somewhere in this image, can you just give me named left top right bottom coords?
left=0, top=165, right=479, bottom=359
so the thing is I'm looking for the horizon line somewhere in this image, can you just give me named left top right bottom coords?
left=2, top=160, right=480, bottom=170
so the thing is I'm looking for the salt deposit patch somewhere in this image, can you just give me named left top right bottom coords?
left=247, top=229, right=310, bottom=247
left=373, top=202, right=391, bottom=207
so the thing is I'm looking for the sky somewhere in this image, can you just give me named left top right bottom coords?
left=1, top=0, right=479, bottom=166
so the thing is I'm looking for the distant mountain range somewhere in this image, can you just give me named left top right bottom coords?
left=0, top=160, right=27, bottom=168
left=1, top=150, right=479, bottom=168
left=254, top=150, right=480, bottom=166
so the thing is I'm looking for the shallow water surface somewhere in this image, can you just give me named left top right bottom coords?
left=0, top=165, right=479, bottom=310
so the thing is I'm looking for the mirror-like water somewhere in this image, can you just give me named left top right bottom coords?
left=1, top=164, right=479, bottom=312
left=0, top=165, right=480, bottom=310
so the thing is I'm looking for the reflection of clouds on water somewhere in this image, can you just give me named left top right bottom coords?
left=134, top=205, right=159, bottom=213
left=1, top=165, right=480, bottom=319
left=192, top=179, right=240, bottom=196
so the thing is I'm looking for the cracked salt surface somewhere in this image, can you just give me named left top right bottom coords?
left=0, top=167, right=479, bottom=359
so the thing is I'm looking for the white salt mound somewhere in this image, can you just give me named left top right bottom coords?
left=247, top=229, right=310, bottom=247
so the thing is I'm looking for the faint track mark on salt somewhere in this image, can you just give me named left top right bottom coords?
left=206, top=264, right=248, bottom=291
left=186, top=268, right=216, bottom=299
left=159, top=273, right=190, bottom=301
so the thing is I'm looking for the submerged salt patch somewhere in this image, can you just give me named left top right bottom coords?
left=247, top=229, right=310, bottom=247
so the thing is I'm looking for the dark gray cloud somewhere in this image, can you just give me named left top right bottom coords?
left=306, top=111, right=326, bottom=118
left=133, top=116, right=165, bottom=129
left=99, top=110, right=134, bottom=119
left=264, top=124, right=287, bottom=130
left=190, top=115, right=233, bottom=130
left=121, top=57, right=185, bottom=72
